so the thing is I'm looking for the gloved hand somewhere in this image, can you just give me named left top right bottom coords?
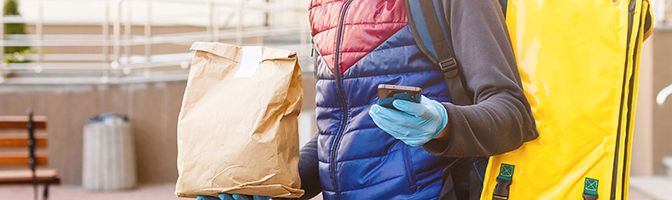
left=369, top=95, right=448, bottom=146
left=196, top=194, right=270, bottom=200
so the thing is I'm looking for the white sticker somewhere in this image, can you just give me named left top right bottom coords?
left=233, top=46, right=263, bottom=78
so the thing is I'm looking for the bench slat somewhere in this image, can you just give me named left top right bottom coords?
left=0, top=116, right=47, bottom=130
left=0, top=134, right=47, bottom=148
left=0, top=152, right=48, bottom=166
left=0, top=169, right=60, bottom=184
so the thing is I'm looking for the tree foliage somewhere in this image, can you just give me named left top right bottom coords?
left=4, top=0, right=29, bottom=54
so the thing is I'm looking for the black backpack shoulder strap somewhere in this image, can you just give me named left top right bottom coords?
left=500, top=0, right=508, bottom=16
left=404, top=0, right=473, bottom=105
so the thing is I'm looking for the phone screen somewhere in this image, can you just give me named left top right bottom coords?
left=376, top=84, right=422, bottom=109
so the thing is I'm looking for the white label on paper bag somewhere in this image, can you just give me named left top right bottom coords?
left=233, top=46, right=263, bottom=78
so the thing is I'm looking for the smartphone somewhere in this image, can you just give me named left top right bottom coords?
left=377, top=84, right=422, bottom=109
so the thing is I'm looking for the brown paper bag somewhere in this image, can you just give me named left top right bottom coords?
left=175, top=42, right=304, bottom=198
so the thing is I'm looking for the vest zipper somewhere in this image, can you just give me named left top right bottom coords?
left=329, top=0, right=354, bottom=199
left=610, top=1, right=638, bottom=199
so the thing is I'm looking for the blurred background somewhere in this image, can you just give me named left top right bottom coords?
left=0, top=0, right=669, bottom=199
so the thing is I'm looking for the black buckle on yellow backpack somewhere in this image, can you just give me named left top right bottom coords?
left=493, top=163, right=514, bottom=200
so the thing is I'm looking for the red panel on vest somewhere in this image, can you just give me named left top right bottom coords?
left=310, top=0, right=408, bottom=75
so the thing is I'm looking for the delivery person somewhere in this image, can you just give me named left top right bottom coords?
left=198, top=0, right=537, bottom=199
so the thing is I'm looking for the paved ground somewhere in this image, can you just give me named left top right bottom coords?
left=0, top=183, right=652, bottom=200
left=631, top=176, right=672, bottom=200
left=630, top=189, right=655, bottom=200
left=0, top=184, right=181, bottom=200
left=0, top=184, right=325, bottom=200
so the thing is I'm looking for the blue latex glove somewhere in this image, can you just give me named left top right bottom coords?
left=369, top=95, right=448, bottom=146
left=196, top=194, right=270, bottom=200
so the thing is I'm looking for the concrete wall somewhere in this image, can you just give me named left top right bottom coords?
left=0, top=74, right=316, bottom=185
left=651, top=29, right=672, bottom=175
left=632, top=29, right=672, bottom=176
left=632, top=37, right=655, bottom=176
left=0, top=82, right=186, bottom=184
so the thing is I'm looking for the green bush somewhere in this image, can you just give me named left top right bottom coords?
left=3, top=0, right=31, bottom=64
left=4, top=0, right=29, bottom=55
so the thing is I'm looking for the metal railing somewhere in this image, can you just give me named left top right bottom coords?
left=0, top=0, right=311, bottom=85
left=654, top=0, right=672, bottom=26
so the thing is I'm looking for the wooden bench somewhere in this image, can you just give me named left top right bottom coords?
left=0, top=116, right=47, bottom=130
left=0, top=114, right=60, bottom=200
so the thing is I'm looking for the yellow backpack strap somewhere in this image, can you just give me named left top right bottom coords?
left=492, top=163, right=514, bottom=200
left=582, top=177, right=599, bottom=200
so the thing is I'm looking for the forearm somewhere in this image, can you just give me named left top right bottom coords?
left=424, top=93, right=533, bottom=156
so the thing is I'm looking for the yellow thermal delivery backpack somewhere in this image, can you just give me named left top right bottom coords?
left=481, top=0, right=653, bottom=200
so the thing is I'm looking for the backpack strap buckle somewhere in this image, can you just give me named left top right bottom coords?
left=439, top=58, right=459, bottom=78
left=493, top=164, right=515, bottom=200
left=582, top=177, right=599, bottom=200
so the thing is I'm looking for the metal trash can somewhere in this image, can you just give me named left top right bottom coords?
left=665, top=157, right=672, bottom=179
left=82, top=113, right=136, bottom=191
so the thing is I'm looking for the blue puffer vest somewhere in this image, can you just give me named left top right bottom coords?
left=309, top=0, right=452, bottom=199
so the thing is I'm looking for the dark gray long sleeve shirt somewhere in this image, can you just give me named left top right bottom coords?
left=423, top=0, right=538, bottom=157
left=296, top=0, right=538, bottom=199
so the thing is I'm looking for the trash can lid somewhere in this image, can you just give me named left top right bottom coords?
left=664, top=157, right=672, bottom=168
left=86, top=113, right=129, bottom=124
